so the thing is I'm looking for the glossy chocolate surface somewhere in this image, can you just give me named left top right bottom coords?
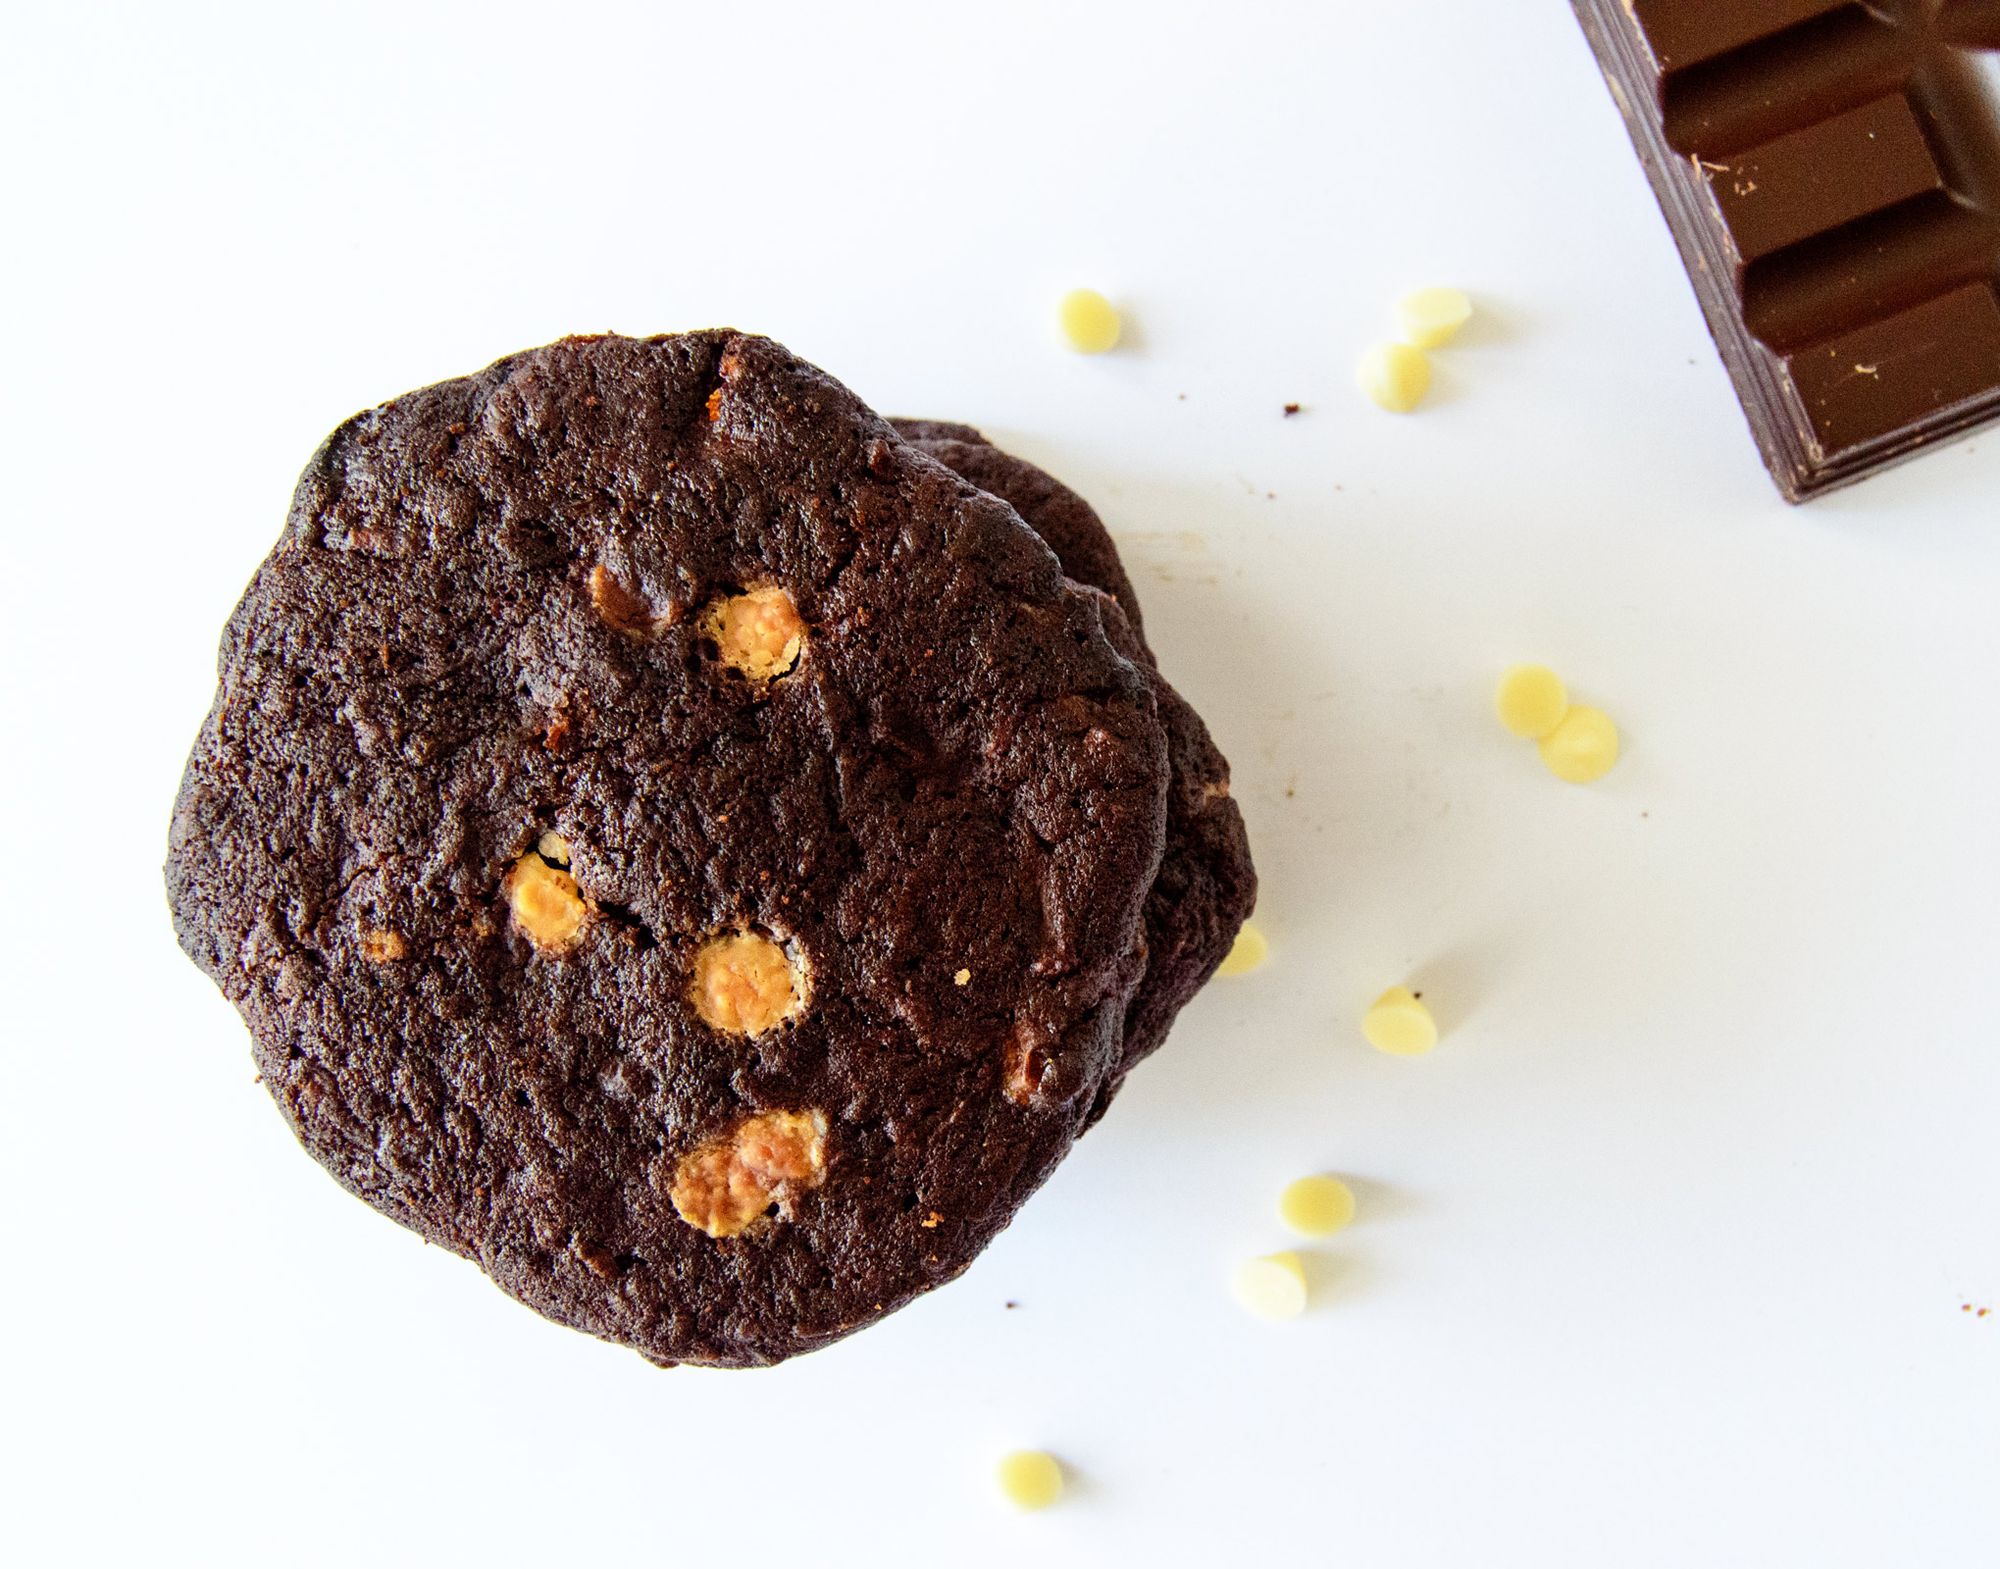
left=1576, top=0, right=2000, bottom=499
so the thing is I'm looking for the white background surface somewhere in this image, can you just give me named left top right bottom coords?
left=4, top=3, right=1997, bottom=1564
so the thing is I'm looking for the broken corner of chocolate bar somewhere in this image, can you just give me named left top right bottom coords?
left=1574, top=0, right=2000, bottom=501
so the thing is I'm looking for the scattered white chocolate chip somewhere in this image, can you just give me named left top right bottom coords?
left=1232, top=1251, right=1309, bottom=1320
left=1058, top=288, right=1122, bottom=354
left=1362, top=986, right=1438, bottom=1056
left=1496, top=664, right=1569, bottom=740
left=954, top=968, right=972, bottom=986
left=1279, top=1175, right=1356, bottom=1238
left=1494, top=664, right=1621, bottom=782
left=1357, top=342, right=1433, bottom=412
left=1396, top=286, right=1474, bottom=349
left=1539, top=705, right=1620, bottom=784
left=536, top=831, right=572, bottom=866
left=995, top=1450, right=1066, bottom=1511
left=1216, top=921, right=1269, bottom=977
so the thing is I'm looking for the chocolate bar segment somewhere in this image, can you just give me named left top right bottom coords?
left=1637, top=0, right=1857, bottom=73
left=1575, top=0, right=2000, bottom=500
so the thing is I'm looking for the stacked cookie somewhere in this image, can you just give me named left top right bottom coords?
left=167, top=333, right=1253, bottom=1366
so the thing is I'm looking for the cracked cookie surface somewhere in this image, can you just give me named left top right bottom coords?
left=167, top=332, right=1169, bottom=1367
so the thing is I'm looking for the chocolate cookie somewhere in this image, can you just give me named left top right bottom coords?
left=891, top=422, right=1256, bottom=1106
left=168, top=333, right=1171, bottom=1367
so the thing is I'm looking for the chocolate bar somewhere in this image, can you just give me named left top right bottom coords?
left=1573, top=0, right=2000, bottom=500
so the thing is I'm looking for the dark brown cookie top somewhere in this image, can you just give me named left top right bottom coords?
left=890, top=422, right=1256, bottom=1105
left=891, top=420, right=1146, bottom=640
left=168, top=333, right=1169, bottom=1366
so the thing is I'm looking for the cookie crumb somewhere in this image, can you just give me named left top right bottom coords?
left=1283, top=402, right=1301, bottom=416
left=954, top=967, right=972, bottom=986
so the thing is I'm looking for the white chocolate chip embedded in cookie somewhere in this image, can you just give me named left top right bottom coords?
left=505, top=849, right=589, bottom=952
left=691, top=930, right=806, bottom=1034
left=669, top=1109, right=828, bottom=1237
left=699, top=586, right=805, bottom=679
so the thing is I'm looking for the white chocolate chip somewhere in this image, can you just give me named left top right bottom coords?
left=669, top=1109, right=828, bottom=1237
left=1395, top=286, right=1474, bottom=349
left=504, top=851, right=588, bottom=952
left=1232, top=1252, right=1308, bottom=1320
left=692, top=930, right=807, bottom=1035
left=700, top=586, right=805, bottom=679
left=1357, top=342, right=1433, bottom=413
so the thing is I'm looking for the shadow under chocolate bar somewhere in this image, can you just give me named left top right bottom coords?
left=1573, top=0, right=2000, bottom=501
